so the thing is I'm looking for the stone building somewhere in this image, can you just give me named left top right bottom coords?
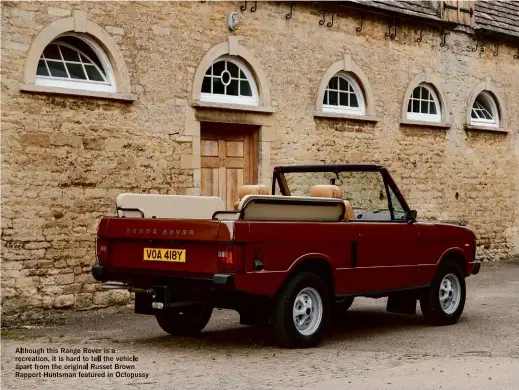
left=1, top=1, right=518, bottom=322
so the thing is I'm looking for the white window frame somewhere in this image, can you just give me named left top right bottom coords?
left=200, top=56, right=259, bottom=106
left=470, top=91, right=500, bottom=128
left=322, top=72, right=366, bottom=115
left=35, top=33, right=116, bottom=93
left=406, top=83, right=442, bottom=123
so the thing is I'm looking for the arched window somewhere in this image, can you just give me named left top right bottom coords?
left=406, top=83, right=441, bottom=122
left=322, top=73, right=366, bottom=115
left=470, top=91, right=499, bottom=128
left=200, top=57, right=258, bottom=105
left=36, top=34, right=115, bottom=93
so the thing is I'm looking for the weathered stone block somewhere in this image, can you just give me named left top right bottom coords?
left=47, top=7, right=71, bottom=17
left=62, top=283, right=83, bottom=294
left=41, top=286, right=63, bottom=296
left=11, top=8, right=35, bottom=20
left=105, top=26, right=125, bottom=35
left=38, top=259, right=54, bottom=268
left=42, top=296, right=54, bottom=309
left=93, top=291, right=111, bottom=307
left=15, top=276, right=38, bottom=289
left=82, top=283, right=99, bottom=293
left=180, top=154, right=201, bottom=169
left=75, top=273, right=94, bottom=285
left=53, top=294, right=75, bottom=308
left=75, top=293, right=93, bottom=308
left=24, top=242, right=51, bottom=250
left=1, top=269, right=21, bottom=279
left=109, top=290, right=130, bottom=304
left=261, top=126, right=278, bottom=142
left=55, top=273, right=74, bottom=285
left=153, top=25, right=171, bottom=35
left=2, top=261, right=24, bottom=270
left=2, top=288, right=17, bottom=297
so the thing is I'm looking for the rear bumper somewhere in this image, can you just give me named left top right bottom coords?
left=91, top=264, right=284, bottom=296
left=471, top=261, right=481, bottom=275
left=92, top=265, right=234, bottom=287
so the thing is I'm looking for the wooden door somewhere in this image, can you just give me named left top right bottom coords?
left=200, top=123, right=258, bottom=209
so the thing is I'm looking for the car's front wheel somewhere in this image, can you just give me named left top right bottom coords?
left=271, top=272, right=331, bottom=348
left=420, top=261, right=466, bottom=325
left=155, top=305, right=212, bottom=336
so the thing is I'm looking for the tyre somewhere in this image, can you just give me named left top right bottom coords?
left=271, top=272, right=331, bottom=348
left=420, top=261, right=466, bottom=326
left=156, top=305, right=212, bottom=336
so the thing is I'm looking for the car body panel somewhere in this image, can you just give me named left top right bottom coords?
left=93, top=164, right=478, bottom=300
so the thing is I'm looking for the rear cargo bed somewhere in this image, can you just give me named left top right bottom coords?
left=96, top=217, right=232, bottom=278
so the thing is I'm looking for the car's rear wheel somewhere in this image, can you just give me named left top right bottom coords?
left=155, top=305, right=212, bottom=336
left=271, top=272, right=331, bottom=348
left=420, top=261, right=466, bottom=325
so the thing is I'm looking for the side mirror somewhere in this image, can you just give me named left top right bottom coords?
left=405, top=210, right=417, bottom=223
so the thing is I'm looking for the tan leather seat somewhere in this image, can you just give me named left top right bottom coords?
left=234, top=185, right=270, bottom=210
left=310, top=185, right=343, bottom=199
left=309, top=185, right=355, bottom=220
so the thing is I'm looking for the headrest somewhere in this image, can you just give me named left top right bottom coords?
left=238, top=185, right=270, bottom=198
left=309, top=185, right=343, bottom=199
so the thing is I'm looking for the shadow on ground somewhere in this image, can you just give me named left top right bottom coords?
left=129, top=306, right=431, bottom=350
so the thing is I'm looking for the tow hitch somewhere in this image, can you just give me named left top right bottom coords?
left=132, top=285, right=205, bottom=315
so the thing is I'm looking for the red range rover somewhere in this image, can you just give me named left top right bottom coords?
left=93, top=164, right=480, bottom=348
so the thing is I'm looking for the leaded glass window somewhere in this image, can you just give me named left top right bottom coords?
left=201, top=58, right=258, bottom=105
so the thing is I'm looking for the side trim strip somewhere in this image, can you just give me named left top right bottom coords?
left=336, top=263, right=437, bottom=270
left=336, top=285, right=429, bottom=298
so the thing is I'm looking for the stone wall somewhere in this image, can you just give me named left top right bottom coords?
left=1, top=1, right=518, bottom=322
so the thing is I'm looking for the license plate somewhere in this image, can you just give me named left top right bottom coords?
left=143, top=248, right=186, bottom=262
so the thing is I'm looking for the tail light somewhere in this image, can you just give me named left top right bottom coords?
left=217, top=244, right=244, bottom=273
left=96, top=238, right=110, bottom=264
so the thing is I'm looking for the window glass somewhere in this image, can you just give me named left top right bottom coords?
left=43, top=44, right=61, bottom=60
left=470, top=92, right=499, bottom=127
left=283, top=171, right=393, bottom=221
left=387, top=186, right=406, bottom=221
left=202, top=77, right=211, bottom=93
left=67, top=63, right=86, bottom=79
left=350, top=93, right=359, bottom=107
left=37, top=60, right=49, bottom=76
left=227, top=79, right=239, bottom=96
left=406, top=83, right=441, bottom=122
left=36, top=34, right=114, bottom=93
left=322, top=73, right=365, bottom=115
left=59, top=35, right=105, bottom=73
left=48, top=62, right=67, bottom=78
left=84, top=65, right=104, bottom=82
left=240, top=80, right=252, bottom=96
left=273, top=176, right=283, bottom=196
left=201, top=58, right=258, bottom=105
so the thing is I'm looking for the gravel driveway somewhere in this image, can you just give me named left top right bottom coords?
left=2, top=263, right=519, bottom=390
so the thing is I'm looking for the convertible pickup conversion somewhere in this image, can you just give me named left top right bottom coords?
left=93, top=164, right=480, bottom=347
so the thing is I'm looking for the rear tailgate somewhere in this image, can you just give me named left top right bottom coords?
left=97, top=217, right=232, bottom=277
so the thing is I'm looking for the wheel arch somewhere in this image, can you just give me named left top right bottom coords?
left=284, top=254, right=335, bottom=296
left=438, top=248, right=467, bottom=276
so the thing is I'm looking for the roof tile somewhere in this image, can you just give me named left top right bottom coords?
left=339, top=0, right=519, bottom=40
